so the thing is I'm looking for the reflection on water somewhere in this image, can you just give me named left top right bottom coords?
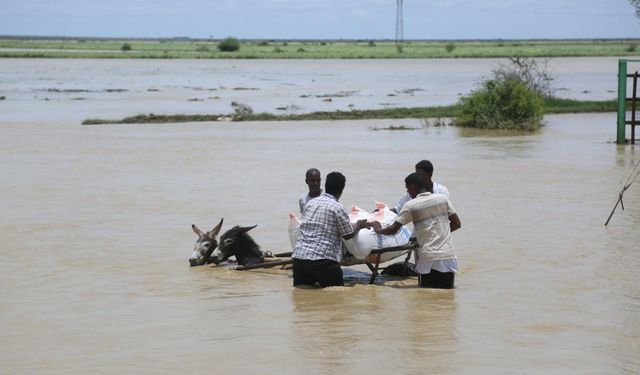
left=1, top=59, right=639, bottom=374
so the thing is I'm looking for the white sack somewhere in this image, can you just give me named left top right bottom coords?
left=288, top=212, right=301, bottom=251
left=343, top=202, right=411, bottom=261
left=288, top=202, right=411, bottom=264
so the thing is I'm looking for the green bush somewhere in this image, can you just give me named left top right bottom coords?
left=217, top=37, right=240, bottom=52
left=456, top=78, right=544, bottom=131
left=121, top=43, right=131, bottom=51
left=445, top=42, right=456, bottom=53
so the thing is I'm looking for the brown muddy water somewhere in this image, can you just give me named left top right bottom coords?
left=1, top=58, right=639, bottom=374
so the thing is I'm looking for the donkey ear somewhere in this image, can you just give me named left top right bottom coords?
left=211, top=218, right=224, bottom=237
left=192, top=224, right=204, bottom=236
left=237, top=224, right=257, bottom=233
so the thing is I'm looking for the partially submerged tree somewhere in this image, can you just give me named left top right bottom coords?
left=492, top=57, right=554, bottom=97
left=455, top=57, right=552, bottom=131
left=456, top=76, right=544, bottom=131
left=631, top=0, right=640, bottom=18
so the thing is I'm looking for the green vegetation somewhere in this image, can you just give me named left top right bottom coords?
left=1, top=38, right=640, bottom=59
left=445, top=42, right=456, bottom=53
left=542, top=97, right=618, bottom=114
left=83, top=113, right=223, bottom=125
left=456, top=78, right=544, bottom=131
left=120, top=43, right=131, bottom=51
left=217, top=37, right=240, bottom=52
left=81, top=98, right=616, bottom=125
left=631, top=0, right=640, bottom=18
left=369, top=125, right=423, bottom=131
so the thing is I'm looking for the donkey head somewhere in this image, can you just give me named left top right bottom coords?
left=211, top=225, right=262, bottom=266
left=189, top=218, right=223, bottom=267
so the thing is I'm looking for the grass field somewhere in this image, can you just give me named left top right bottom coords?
left=1, top=37, right=639, bottom=59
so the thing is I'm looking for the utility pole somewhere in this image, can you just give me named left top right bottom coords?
left=395, top=0, right=404, bottom=53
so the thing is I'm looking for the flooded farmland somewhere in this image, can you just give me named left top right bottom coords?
left=1, top=57, right=639, bottom=374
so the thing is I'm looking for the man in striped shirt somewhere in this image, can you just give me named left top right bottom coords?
left=373, top=172, right=461, bottom=289
left=292, top=171, right=370, bottom=287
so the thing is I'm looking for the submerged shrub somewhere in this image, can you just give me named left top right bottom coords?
left=217, top=37, right=240, bottom=52
left=493, top=57, right=554, bottom=97
left=456, top=78, right=544, bottom=131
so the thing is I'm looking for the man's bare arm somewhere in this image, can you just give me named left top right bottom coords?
left=372, top=221, right=403, bottom=236
left=449, top=213, right=461, bottom=232
left=343, top=219, right=372, bottom=240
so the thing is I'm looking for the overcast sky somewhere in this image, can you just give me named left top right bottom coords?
left=1, top=0, right=639, bottom=40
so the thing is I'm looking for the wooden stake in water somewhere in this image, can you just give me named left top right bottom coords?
left=604, top=191, right=626, bottom=227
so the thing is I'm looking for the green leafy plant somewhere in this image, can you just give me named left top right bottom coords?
left=456, top=78, right=544, bottom=131
left=445, top=42, right=456, bottom=53
left=217, top=37, right=240, bottom=52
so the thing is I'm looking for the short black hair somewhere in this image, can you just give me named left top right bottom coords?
left=415, top=160, right=434, bottom=176
left=325, top=171, right=346, bottom=196
left=305, top=168, right=320, bottom=179
left=405, top=172, right=425, bottom=190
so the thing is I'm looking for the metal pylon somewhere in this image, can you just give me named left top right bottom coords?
left=395, top=0, right=404, bottom=52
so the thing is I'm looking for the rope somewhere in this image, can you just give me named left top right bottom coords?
left=604, top=157, right=640, bottom=226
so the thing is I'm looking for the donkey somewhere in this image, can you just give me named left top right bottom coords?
left=189, top=218, right=223, bottom=267
left=210, top=225, right=264, bottom=266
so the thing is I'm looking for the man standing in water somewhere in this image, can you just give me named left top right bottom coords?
left=392, top=160, right=449, bottom=213
left=292, top=171, right=370, bottom=287
left=373, top=173, right=461, bottom=289
left=299, top=168, right=322, bottom=215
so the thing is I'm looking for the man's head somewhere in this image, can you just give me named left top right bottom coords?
left=305, top=168, right=322, bottom=197
left=415, top=160, right=434, bottom=185
left=325, top=171, right=346, bottom=199
left=405, top=172, right=426, bottom=199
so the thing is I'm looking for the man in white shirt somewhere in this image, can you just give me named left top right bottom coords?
left=373, top=173, right=461, bottom=289
left=392, top=160, right=449, bottom=213
left=299, top=168, right=322, bottom=215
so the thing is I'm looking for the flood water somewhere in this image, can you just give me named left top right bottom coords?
left=1, top=58, right=639, bottom=374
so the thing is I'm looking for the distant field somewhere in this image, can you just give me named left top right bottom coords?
left=1, top=38, right=639, bottom=58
